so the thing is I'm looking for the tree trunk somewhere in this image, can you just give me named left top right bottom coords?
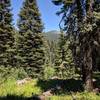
left=76, top=0, right=94, bottom=91
left=83, top=43, right=93, bottom=91
left=81, top=64, right=86, bottom=82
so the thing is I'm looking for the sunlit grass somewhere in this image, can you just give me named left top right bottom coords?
left=0, top=79, right=100, bottom=100
left=47, top=92, right=100, bottom=100
left=0, top=79, right=42, bottom=97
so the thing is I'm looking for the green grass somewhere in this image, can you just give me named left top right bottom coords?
left=0, top=78, right=100, bottom=100
left=0, top=79, right=42, bottom=97
left=47, top=92, right=100, bottom=100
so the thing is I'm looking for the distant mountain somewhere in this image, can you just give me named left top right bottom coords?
left=44, top=30, right=60, bottom=42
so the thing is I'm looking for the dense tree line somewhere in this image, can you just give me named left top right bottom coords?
left=0, top=0, right=45, bottom=78
left=0, top=0, right=99, bottom=92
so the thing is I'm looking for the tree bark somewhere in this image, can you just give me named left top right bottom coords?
left=83, top=44, right=93, bottom=91
left=76, top=0, right=94, bottom=91
left=80, top=40, right=94, bottom=91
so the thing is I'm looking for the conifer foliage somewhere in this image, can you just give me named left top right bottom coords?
left=0, top=0, right=14, bottom=67
left=17, top=0, right=45, bottom=77
left=55, top=32, right=75, bottom=79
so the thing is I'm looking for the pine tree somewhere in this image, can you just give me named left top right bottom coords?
left=0, top=0, right=14, bottom=67
left=55, top=32, right=75, bottom=79
left=55, top=33, right=67, bottom=66
left=17, top=0, right=45, bottom=78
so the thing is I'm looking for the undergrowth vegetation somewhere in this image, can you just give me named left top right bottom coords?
left=0, top=77, right=100, bottom=100
left=0, top=79, right=41, bottom=97
left=0, top=66, right=100, bottom=100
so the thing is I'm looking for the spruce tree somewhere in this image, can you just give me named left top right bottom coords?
left=0, top=0, right=14, bottom=67
left=17, top=0, right=45, bottom=78
left=55, top=32, right=75, bottom=79
left=55, top=33, right=67, bottom=66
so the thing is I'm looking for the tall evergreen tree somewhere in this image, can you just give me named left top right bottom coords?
left=0, top=0, right=14, bottom=67
left=52, top=0, right=100, bottom=91
left=17, top=0, right=45, bottom=78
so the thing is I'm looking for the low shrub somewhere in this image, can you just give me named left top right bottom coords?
left=43, top=66, right=56, bottom=80
left=0, top=66, right=28, bottom=83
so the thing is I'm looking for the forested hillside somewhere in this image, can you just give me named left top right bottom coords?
left=44, top=30, right=60, bottom=42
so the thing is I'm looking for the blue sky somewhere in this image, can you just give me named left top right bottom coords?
left=11, top=0, right=61, bottom=32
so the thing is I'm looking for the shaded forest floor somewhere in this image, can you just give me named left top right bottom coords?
left=0, top=72, right=100, bottom=100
